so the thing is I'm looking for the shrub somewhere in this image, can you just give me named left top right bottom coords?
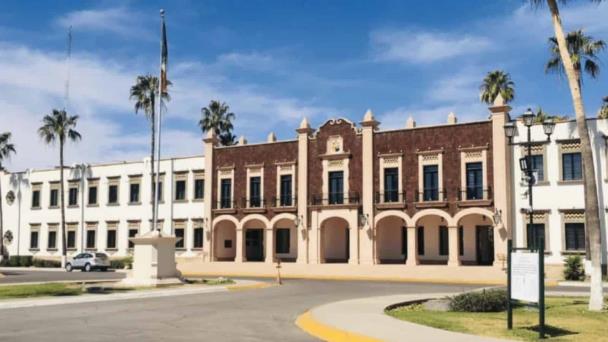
left=449, top=289, right=508, bottom=312
left=563, top=255, right=585, bottom=281
left=110, top=256, right=133, bottom=270
left=32, top=258, right=61, bottom=268
left=0, top=256, right=33, bottom=267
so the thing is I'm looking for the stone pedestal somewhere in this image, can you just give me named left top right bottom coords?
left=120, top=230, right=183, bottom=287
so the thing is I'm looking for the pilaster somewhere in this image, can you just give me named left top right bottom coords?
left=359, top=109, right=378, bottom=265
left=296, top=118, right=313, bottom=264
left=406, top=226, right=418, bottom=266
left=448, top=226, right=460, bottom=266
left=203, top=131, right=217, bottom=262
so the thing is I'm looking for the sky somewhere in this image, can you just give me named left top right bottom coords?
left=0, top=0, right=607, bottom=171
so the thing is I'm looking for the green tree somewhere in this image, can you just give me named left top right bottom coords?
left=199, top=100, right=237, bottom=146
left=598, top=96, right=608, bottom=119
left=38, top=110, right=80, bottom=268
left=533, top=107, right=568, bottom=123
left=530, top=0, right=605, bottom=311
left=129, top=75, right=171, bottom=226
left=0, top=132, right=16, bottom=258
left=546, top=29, right=606, bottom=85
left=479, top=70, right=515, bottom=104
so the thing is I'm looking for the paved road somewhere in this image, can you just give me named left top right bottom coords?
left=0, top=269, right=125, bottom=284
left=0, top=279, right=481, bottom=341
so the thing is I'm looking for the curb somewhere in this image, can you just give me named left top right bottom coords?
left=0, top=279, right=120, bottom=287
left=296, top=310, right=381, bottom=342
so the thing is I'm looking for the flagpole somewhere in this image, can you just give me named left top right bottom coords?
left=153, top=9, right=165, bottom=233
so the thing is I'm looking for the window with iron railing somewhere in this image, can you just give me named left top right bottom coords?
left=465, top=162, right=483, bottom=200
left=383, top=167, right=399, bottom=203
left=220, top=179, right=232, bottom=209
left=328, top=171, right=344, bottom=205
left=423, top=165, right=439, bottom=201
left=249, top=176, right=261, bottom=207
left=280, top=174, right=293, bottom=206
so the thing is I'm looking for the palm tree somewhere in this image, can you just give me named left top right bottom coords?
left=530, top=0, right=605, bottom=311
left=598, top=96, right=608, bottom=119
left=546, top=29, right=606, bottom=85
left=199, top=100, right=237, bottom=146
left=38, top=110, right=80, bottom=268
left=129, top=75, right=171, bottom=228
left=533, top=107, right=568, bottom=123
left=479, top=70, right=515, bottom=104
left=0, top=132, right=16, bottom=259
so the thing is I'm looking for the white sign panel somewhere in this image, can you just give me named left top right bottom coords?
left=511, top=252, right=539, bottom=303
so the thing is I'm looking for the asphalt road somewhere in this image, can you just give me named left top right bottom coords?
left=0, top=268, right=125, bottom=284
left=0, top=279, right=481, bottom=341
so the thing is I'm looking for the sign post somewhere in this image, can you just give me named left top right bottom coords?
left=507, top=237, right=545, bottom=339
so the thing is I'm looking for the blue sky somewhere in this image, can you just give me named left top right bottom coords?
left=1, top=0, right=607, bottom=170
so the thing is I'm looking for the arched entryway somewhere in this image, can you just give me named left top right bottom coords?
left=320, top=217, right=350, bottom=263
left=271, top=216, right=298, bottom=262
left=241, top=217, right=268, bottom=262
left=213, top=219, right=237, bottom=261
left=413, top=210, right=453, bottom=265
left=376, top=215, right=407, bottom=264
left=454, top=209, right=495, bottom=266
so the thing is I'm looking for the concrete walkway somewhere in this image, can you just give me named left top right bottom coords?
left=298, top=293, right=511, bottom=342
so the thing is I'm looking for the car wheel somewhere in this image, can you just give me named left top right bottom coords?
left=65, top=263, right=73, bottom=272
left=84, top=263, right=92, bottom=272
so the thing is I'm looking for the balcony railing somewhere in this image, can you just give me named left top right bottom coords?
left=310, top=192, right=360, bottom=206
left=272, top=196, right=297, bottom=208
left=415, top=189, right=446, bottom=202
left=457, top=187, right=492, bottom=201
left=241, top=197, right=267, bottom=209
left=214, top=199, right=237, bottom=210
left=374, top=191, right=406, bottom=204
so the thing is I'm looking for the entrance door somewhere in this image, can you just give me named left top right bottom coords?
left=245, top=229, right=264, bottom=261
left=476, top=226, right=494, bottom=265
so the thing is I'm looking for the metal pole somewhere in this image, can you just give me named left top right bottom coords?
left=153, top=10, right=164, bottom=233
left=507, top=239, right=513, bottom=329
left=527, top=125, right=534, bottom=244
left=539, top=235, right=545, bottom=339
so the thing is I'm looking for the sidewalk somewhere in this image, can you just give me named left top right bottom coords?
left=0, top=267, right=129, bottom=273
left=558, top=281, right=608, bottom=288
left=297, top=293, right=511, bottom=342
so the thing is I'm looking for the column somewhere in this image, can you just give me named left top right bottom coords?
left=203, top=131, right=217, bottom=262
left=448, top=226, right=460, bottom=266
left=406, top=226, right=418, bottom=266
left=235, top=228, right=243, bottom=262
left=359, top=109, right=378, bottom=265
left=349, top=219, right=358, bottom=265
left=296, top=118, right=313, bottom=264
left=265, top=227, right=274, bottom=263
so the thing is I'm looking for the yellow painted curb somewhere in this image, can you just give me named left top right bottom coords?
left=295, top=311, right=381, bottom=342
left=227, top=282, right=275, bottom=291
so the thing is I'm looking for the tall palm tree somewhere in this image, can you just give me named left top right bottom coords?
left=0, top=132, right=16, bottom=259
left=199, top=100, right=237, bottom=146
left=546, top=29, right=606, bottom=85
left=129, top=75, right=171, bottom=228
left=598, top=96, right=608, bottom=119
left=38, top=110, right=80, bottom=268
left=479, top=70, right=515, bottom=105
left=530, top=0, right=605, bottom=311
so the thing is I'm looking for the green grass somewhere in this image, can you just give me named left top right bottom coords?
left=0, top=283, right=82, bottom=299
left=184, top=277, right=235, bottom=286
left=387, top=297, right=608, bottom=341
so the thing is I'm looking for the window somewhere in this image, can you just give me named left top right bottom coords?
left=108, top=184, right=119, bottom=204
left=530, top=155, right=544, bottom=182
left=423, top=165, right=439, bottom=201
left=194, top=179, right=204, bottom=200
left=128, top=229, right=138, bottom=249
left=458, top=226, right=464, bottom=256
left=50, top=188, right=59, bottom=207
left=175, top=228, right=185, bottom=249
left=465, top=162, right=483, bottom=200
left=67, top=230, right=76, bottom=249
left=439, top=226, right=449, bottom=256
left=220, top=179, right=232, bottom=208
left=562, top=152, right=582, bottom=181
left=384, top=167, right=399, bottom=202
left=32, top=189, right=41, bottom=208
left=107, top=229, right=117, bottom=249
left=48, top=230, right=57, bottom=249
left=154, top=181, right=164, bottom=202
left=417, top=227, right=425, bottom=255
left=129, top=183, right=140, bottom=204
left=526, top=223, right=545, bottom=251
left=224, top=240, right=232, bottom=248
left=249, top=176, right=261, bottom=207
left=280, top=175, right=292, bottom=206
left=175, top=180, right=186, bottom=201
left=86, top=228, right=96, bottom=249
left=88, top=185, right=98, bottom=205
left=30, top=230, right=39, bottom=249
left=328, top=171, right=344, bottom=204
left=565, top=223, right=585, bottom=251
left=276, top=228, right=290, bottom=254
left=193, top=227, right=204, bottom=249
left=68, top=187, right=78, bottom=206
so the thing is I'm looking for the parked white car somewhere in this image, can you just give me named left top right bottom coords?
left=65, top=252, right=111, bottom=272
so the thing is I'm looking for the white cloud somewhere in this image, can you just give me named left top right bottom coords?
left=370, top=29, right=492, bottom=64
left=55, top=7, right=145, bottom=37
left=378, top=102, right=489, bottom=130
left=215, top=52, right=276, bottom=70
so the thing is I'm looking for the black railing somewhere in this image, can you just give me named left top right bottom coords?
left=310, top=192, right=360, bottom=206
left=458, top=187, right=492, bottom=201
left=242, top=197, right=267, bottom=209
left=415, top=189, right=446, bottom=202
left=375, top=191, right=406, bottom=204
left=272, top=196, right=297, bottom=207
left=215, top=199, right=237, bottom=209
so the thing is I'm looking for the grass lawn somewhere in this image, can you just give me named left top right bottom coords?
left=0, top=283, right=82, bottom=299
left=387, top=297, right=607, bottom=341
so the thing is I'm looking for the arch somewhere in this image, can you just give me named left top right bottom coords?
left=453, top=208, right=495, bottom=225
left=270, top=213, right=297, bottom=227
left=412, top=209, right=454, bottom=227
left=375, top=215, right=407, bottom=264
left=239, top=214, right=270, bottom=229
left=213, top=217, right=237, bottom=262
left=320, top=216, right=351, bottom=263
left=212, top=214, right=239, bottom=228
left=374, top=210, right=413, bottom=227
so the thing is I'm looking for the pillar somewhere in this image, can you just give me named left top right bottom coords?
left=265, top=227, right=274, bottom=263
left=448, top=226, right=460, bottom=266
left=406, top=226, right=418, bottom=266
left=235, top=228, right=243, bottom=262
left=296, top=118, right=313, bottom=264
left=203, top=131, right=217, bottom=262
left=360, top=109, right=378, bottom=265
